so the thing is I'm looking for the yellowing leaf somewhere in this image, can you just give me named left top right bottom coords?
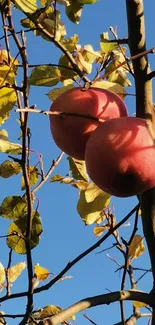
left=13, top=0, right=37, bottom=13
left=0, top=263, right=5, bottom=285
left=0, top=88, right=17, bottom=125
left=71, top=180, right=88, bottom=191
left=33, top=305, right=75, bottom=322
left=0, top=129, right=22, bottom=155
left=28, top=66, right=61, bottom=87
left=100, top=33, right=118, bottom=54
left=93, top=226, right=108, bottom=237
left=47, top=85, right=74, bottom=101
left=21, top=165, right=39, bottom=190
left=128, top=235, right=145, bottom=259
left=66, top=0, right=83, bottom=24
left=75, top=52, right=92, bottom=74
left=67, top=157, right=89, bottom=182
left=92, top=81, right=127, bottom=99
left=0, top=160, right=22, bottom=178
left=8, top=262, right=26, bottom=282
left=132, top=300, right=147, bottom=308
left=34, top=264, right=49, bottom=280
left=77, top=190, right=110, bottom=225
left=76, top=0, right=98, bottom=3
left=0, top=196, right=27, bottom=220
left=7, top=211, right=42, bottom=254
left=82, top=44, right=102, bottom=63
left=85, top=182, right=105, bottom=203
left=61, top=34, right=79, bottom=52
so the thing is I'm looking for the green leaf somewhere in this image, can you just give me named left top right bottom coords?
left=66, top=0, right=83, bottom=24
left=28, top=66, right=61, bottom=87
left=21, top=166, right=39, bottom=190
left=0, top=129, right=22, bottom=155
left=0, top=196, right=27, bottom=220
left=0, top=160, right=22, bottom=178
left=92, top=81, right=127, bottom=99
left=47, top=84, right=74, bottom=101
left=76, top=0, right=98, bottom=3
left=67, top=156, right=89, bottom=182
left=7, top=211, right=42, bottom=254
left=85, top=182, right=107, bottom=203
left=13, top=0, right=37, bottom=13
left=77, top=190, right=111, bottom=225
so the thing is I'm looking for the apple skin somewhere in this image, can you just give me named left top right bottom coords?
left=85, top=117, right=155, bottom=197
left=49, top=87, right=128, bottom=160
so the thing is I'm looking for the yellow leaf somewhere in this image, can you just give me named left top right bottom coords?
left=0, top=263, right=5, bottom=285
left=92, top=81, right=127, bottom=99
left=132, top=300, right=147, bottom=308
left=34, top=264, right=49, bottom=281
left=77, top=190, right=110, bottom=225
left=34, top=305, right=75, bottom=322
left=0, top=87, right=17, bottom=125
left=128, top=235, right=145, bottom=259
left=47, top=85, right=74, bottom=101
left=8, top=262, right=26, bottom=282
left=85, top=182, right=104, bottom=203
left=93, top=226, right=108, bottom=237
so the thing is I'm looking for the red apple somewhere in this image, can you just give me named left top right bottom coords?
left=49, top=87, right=128, bottom=160
left=85, top=117, right=155, bottom=197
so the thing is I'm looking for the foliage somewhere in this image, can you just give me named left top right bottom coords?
left=0, top=0, right=154, bottom=324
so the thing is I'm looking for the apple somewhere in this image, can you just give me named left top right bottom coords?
left=85, top=117, right=155, bottom=197
left=49, top=87, right=128, bottom=160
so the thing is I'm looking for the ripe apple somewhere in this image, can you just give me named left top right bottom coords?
left=85, top=117, right=155, bottom=197
left=49, top=87, right=128, bottom=160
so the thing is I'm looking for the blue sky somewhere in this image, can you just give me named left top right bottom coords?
left=0, top=0, right=155, bottom=324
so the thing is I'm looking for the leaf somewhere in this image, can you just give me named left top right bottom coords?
left=59, top=55, right=78, bottom=83
left=77, top=190, right=111, bottom=225
left=61, top=34, right=79, bottom=52
left=8, top=262, right=26, bottom=282
left=0, top=160, right=22, bottom=178
left=105, top=63, right=131, bottom=87
left=93, top=225, right=108, bottom=237
left=50, top=175, right=64, bottom=182
left=0, top=263, right=5, bottom=285
left=92, top=81, right=127, bottom=99
left=21, top=165, right=39, bottom=190
left=75, top=52, right=92, bottom=74
left=128, top=235, right=145, bottom=259
left=82, top=44, right=102, bottom=63
left=13, top=0, right=37, bottom=13
left=0, top=196, right=27, bottom=220
left=0, top=87, right=17, bottom=125
left=7, top=211, right=42, bottom=254
left=34, top=305, right=75, bottom=321
left=0, top=129, right=22, bottom=155
left=100, top=33, right=118, bottom=54
left=0, top=312, right=6, bottom=325
left=71, top=180, right=88, bottom=190
left=47, top=85, right=74, bottom=101
left=132, top=300, right=147, bottom=308
left=76, top=0, right=98, bottom=3
left=34, top=264, right=49, bottom=280
left=66, top=0, right=83, bottom=24
left=67, top=156, right=89, bottom=182
left=85, top=182, right=105, bottom=203
left=28, top=66, right=61, bottom=87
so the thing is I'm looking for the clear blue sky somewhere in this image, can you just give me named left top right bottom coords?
left=0, top=0, right=155, bottom=324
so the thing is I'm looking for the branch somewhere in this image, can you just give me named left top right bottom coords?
left=126, top=1, right=155, bottom=323
left=38, top=290, right=152, bottom=325
left=0, top=204, right=139, bottom=303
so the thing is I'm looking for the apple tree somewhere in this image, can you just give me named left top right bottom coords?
left=0, top=0, right=155, bottom=324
